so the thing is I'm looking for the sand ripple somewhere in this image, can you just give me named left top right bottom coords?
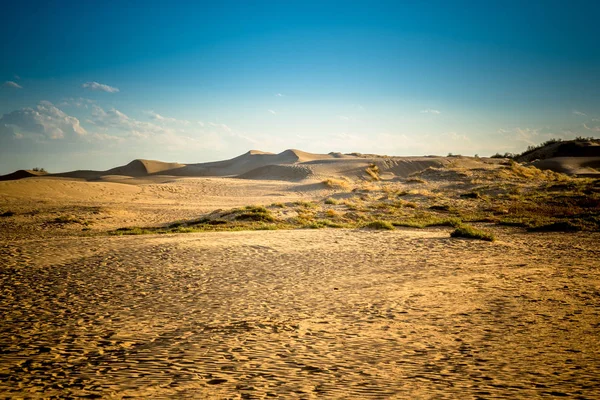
left=1, top=230, right=599, bottom=398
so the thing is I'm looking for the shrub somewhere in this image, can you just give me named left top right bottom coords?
left=364, top=220, right=395, bottom=230
left=365, top=163, right=380, bottom=181
left=527, top=221, right=583, bottom=232
left=295, top=201, right=318, bottom=209
left=324, top=197, right=338, bottom=205
left=450, top=224, right=495, bottom=241
left=460, top=191, right=481, bottom=199
left=235, top=212, right=275, bottom=222
left=322, top=178, right=350, bottom=189
left=50, top=215, right=82, bottom=224
left=325, top=209, right=340, bottom=218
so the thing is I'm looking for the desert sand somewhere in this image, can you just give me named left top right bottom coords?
left=1, top=149, right=599, bottom=398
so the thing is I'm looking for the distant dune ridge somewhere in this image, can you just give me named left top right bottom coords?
left=1, top=139, right=599, bottom=182
left=0, top=149, right=449, bottom=182
left=0, top=169, right=49, bottom=182
left=516, top=138, right=600, bottom=177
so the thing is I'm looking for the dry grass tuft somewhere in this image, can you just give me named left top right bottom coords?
left=450, top=224, right=495, bottom=241
left=365, top=163, right=381, bottom=181
left=322, top=178, right=351, bottom=189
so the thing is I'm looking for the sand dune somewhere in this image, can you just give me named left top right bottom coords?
left=0, top=169, right=48, bottom=181
left=1, top=150, right=457, bottom=182
left=532, top=156, right=600, bottom=177
left=1, top=147, right=599, bottom=398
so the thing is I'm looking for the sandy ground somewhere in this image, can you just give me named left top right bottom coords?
left=0, top=176, right=332, bottom=239
left=1, top=227, right=599, bottom=398
left=1, top=162, right=600, bottom=398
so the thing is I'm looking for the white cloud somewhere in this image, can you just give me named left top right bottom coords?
left=145, top=110, right=190, bottom=125
left=338, top=115, right=350, bottom=121
left=268, top=109, right=277, bottom=115
left=2, top=81, right=22, bottom=89
left=59, top=97, right=95, bottom=108
left=420, top=108, right=441, bottom=114
left=209, top=122, right=232, bottom=132
left=442, top=132, right=470, bottom=142
left=197, top=121, right=205, bottom=127
left=82, top=81, right=119, bottom=93
left=147, top=111, right=176, bottom=123
left=275, top=93, right=284, bottom=97
left=583, top=123, right=600, bottom=132
left=0, top=101, right=86, bottom=140
left=573, top=110, right=587, bottom=116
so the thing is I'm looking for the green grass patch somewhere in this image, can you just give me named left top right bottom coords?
left=450, top=224, right=495, bottom=241
left=363, top=220, right=395, bottom=230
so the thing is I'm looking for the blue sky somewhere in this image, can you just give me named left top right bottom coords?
left=1, top=0, right=599, bottom=173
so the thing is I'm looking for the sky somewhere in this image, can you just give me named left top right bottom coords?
left=1, top=0, right=599, bottom=174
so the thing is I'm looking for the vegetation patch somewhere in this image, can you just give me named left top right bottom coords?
left=49, top=215, right=86, bottom=224
left=364, top=220, right=395, bottom=230
left=322, top=178, right=350, bottom=189
left=365, top=164, right=381, bottom=181
left=450, top=224, right=495, bottom=241
left=527, top=221, right=584, bottom=232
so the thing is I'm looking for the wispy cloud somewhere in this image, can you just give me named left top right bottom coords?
left=209, top=122, right=231, bottom=132
left=2, top=81, right=22, bottom=89
left=420, top=108, right=441, bottom=114
left=268, top=109, right=277, bottom=115
left=442, top=132, right=470, bottom=142
left=0, top=101, right=86, bottom=140
left=275, top=93, right=284, bottom=97
left=573, top=110, right=587, bottom=116
left=583, top=123, right=600, bottom=132
left=82, top=81, right=119, bottom=93
left=338, top=115, right=350, bottom=121
left=59, top=97, right=95, bottom=108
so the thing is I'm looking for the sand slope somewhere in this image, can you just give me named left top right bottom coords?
left=0, top=169, right=48, bottom=181
left=0, top=150, right=461, bottom=183
left=1, top=229, right=598, bottom=398
left=532, top=157, right=600, bottom=177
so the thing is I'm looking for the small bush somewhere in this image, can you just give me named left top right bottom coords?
left=50, top=215, right=82, bottom=224
left=295, top=201, right=318, bottom=209
left=364, top=220, right=395, bottom=230
left=527, top=221, right=583, bottom=232
left=450, top=224, right=495, bottom=241
left=325, top=209, right=340, bottom=218
left=365, top=164, right=381, bottom=181
left=460, top=191, right=481, bottom=199
left=236, top=212, right=275, bottom=222
left=244, top=205, right=268, bottom=213
left=324, top=197, right=338, bottom=205
left=322, top=178, right=350, bottom=189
